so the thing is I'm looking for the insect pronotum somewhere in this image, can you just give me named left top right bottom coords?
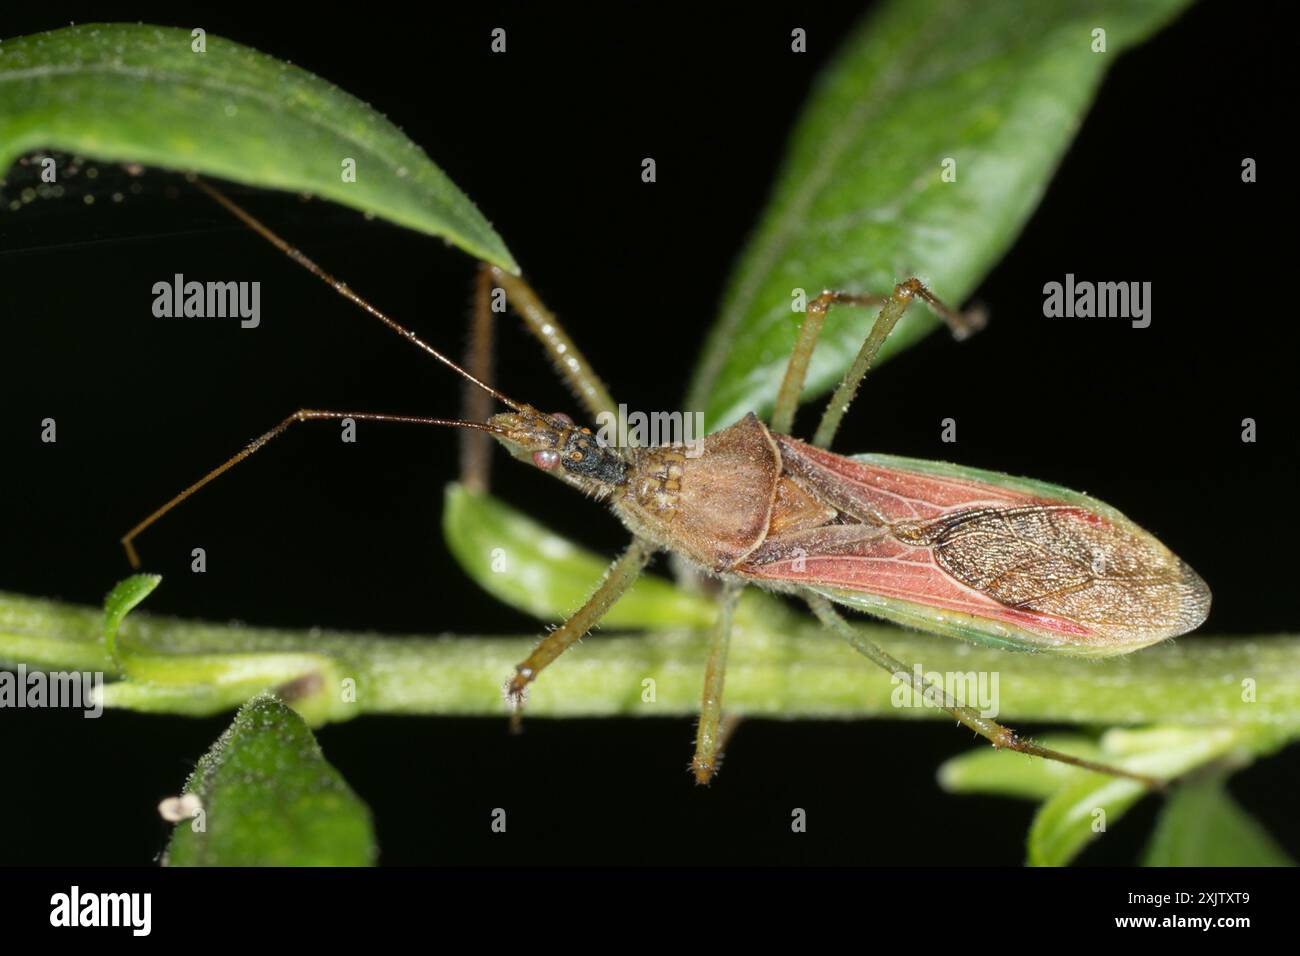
left=122, top=179, right=1211, bottom=789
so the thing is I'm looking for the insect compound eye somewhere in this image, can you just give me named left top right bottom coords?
left=532, top=449, right=561, bottom=470
left=551, top=412, right=574, bottom=425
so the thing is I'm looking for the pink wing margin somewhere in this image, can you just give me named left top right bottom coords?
left=737, top=437, right=1210, bottom=653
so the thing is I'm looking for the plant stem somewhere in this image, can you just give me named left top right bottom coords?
left=3, top=589, right=1298, bottom=730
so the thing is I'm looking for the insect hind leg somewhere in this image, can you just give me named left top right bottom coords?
left=805, top=594, right=1164, bottom=790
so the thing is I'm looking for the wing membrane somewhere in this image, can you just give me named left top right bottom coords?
left=740, top=438, right=1211, bottom=655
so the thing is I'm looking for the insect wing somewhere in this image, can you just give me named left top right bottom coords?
left=741, top=442, right=1211, bottom=656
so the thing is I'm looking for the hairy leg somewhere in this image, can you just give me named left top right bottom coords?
left=460, top=264, right=497, bottom=492
left=770, top=280, right=983, bottom=442
left=806, top=594, right=1163, bottom=789
left=691, top=581, right=744, bottom=784
left=506, top=538, right=655, bottom=730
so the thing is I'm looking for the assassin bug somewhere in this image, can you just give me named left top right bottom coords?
left=122, top=179, right=1211, bottom=789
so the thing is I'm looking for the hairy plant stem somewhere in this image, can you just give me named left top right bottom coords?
left=2, top=589, right=1298, bottom=734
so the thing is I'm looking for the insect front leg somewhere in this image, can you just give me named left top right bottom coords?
left=690, top=581, right=744, bottom=785
left=459, top=264, right=497, bottom=492
left=506, top=537, right=655, bottom=730
left=805, top=595, right=1164, bottom=789
left=486, top=265, right=619, bottom=422
left=460, top=262, right=621, bottom=490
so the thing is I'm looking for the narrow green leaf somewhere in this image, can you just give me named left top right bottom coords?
left=165, top=694, right=375, bottom=866
left=101, top=573, right=160, bottom=665
left=0, top=24, right=516, bottom=271
left=1142, top=780, right=1294, bottom=867
left=687, top=0, right=1193, bottom=428
left=1027, top=725, right=1253, bottom=867
left=1029, top=773, right=1146, bottom=868
left=98, top=576, right=349, bottom=723
left=442, top=483, right=718, bottom=629
left=98, top=649, right=350, bottom=725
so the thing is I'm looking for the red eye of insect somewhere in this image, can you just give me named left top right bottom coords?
left=551, top=412, right=573, bottom=425
left=532, top=449, right=560, bottom=470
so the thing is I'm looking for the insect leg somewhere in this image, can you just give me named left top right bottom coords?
left=120, top=409, right=496, bottom=568
left=487, top=266, right=619, bottom=422
left=812, top=279, right=982, bottom=449
left=459, top=264, right=497, bottom=492
left=771, top=290, right=889, bottom=436
left=691, top=581, right=744, bottom=785
left=506, top=537, right=655, bottom=730
left=806, top=594, right=1164, bottom=789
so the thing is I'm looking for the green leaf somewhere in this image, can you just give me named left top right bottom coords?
left=1026, top=725, right=1255, bottom=867
left=686, top=0, right=1193, bottom=428
left=0, top=23, right=516, bottom=271
left=165, top=694, right=375, bottom=866
left=442, top=483, right=718, bottom=629
left=96, top=576, right=350, bottom=723
left=101, top=573, right=160, bottom=665
left=1029, top=772, right=1146, bottom=868
left=1142, top=779, right=1294, bottom=867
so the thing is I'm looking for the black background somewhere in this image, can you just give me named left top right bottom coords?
left=0, top=1, right=1293, bottom=868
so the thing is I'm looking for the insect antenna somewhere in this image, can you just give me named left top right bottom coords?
left=121, top=410, right=504, bottom=569
left=119, top=179, right=526, bottom=568
left=191, top=176, right=522, bottom=410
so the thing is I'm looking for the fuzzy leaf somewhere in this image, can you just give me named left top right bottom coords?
left=0, top=24, right=516, bottom=270
left=165, top=694, right=375, bottom=866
